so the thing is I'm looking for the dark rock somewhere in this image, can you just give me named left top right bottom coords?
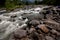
left=30, top=31, right=39, bottom=40
left=56, top=36, right=60, bottom=40
left=11, top=15, right=17, bottom=18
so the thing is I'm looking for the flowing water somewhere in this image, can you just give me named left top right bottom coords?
left=0, top=7, right=45, bottom=40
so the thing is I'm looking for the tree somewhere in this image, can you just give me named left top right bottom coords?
left=56, top=0, right=60, bottom=5
left=42, top=0, right=56, bottom=5
left=0, top=0, right=5, bottom=7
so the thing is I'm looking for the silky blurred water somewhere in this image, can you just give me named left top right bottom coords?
left=0, top=7, right=44, bottom=40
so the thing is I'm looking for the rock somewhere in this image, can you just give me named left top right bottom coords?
left=29, top=26, right=36, bottom=33
left=11, top=15, right=17, bottom=18
left=50, top=35, right=56, bottom=39
left=44, top=19, right=59, bottom=25
left=45, top=36, right=55, bottom=40
left=29, top=20, right=40, bottom=27
left=30, top=31, right=39, bottom=40
left=37, top=24, right=49, bottom=33
left=50, top=29, right=60, bottom=35
left=39, top=34, right=45, bottom=40
left=20, top=37, right=30, bottom=40
left=22, top=13, right=44, bottom=20
left=56, top=36, right=60, bottom=40
left=13, top=29, right=27, bottom=38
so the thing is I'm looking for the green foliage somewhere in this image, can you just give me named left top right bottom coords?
left=5, top=0, right=16, bottom=10
left=5, top=0, right=25, bottom=11
left=0, top=0, right=59, bottom=11
left=42, top=0, right=56, bottom=5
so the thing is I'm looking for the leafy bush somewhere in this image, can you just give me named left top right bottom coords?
left=5, top=0, right=16, bottom=11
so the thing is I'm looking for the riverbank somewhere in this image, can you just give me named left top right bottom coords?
left=0, top=5, right=60, bottom=40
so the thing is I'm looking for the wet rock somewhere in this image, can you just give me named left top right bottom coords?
left=37, top=24, right=49, bottom=33
left=45, top=36, right=55, bottom=40
left=29, top=20, right=40, bottom=27
left=11, top=15, right=17, bottom=18
left=22, top=13, right=44, bottom=20
left=13, top=29, right=27, bottom=39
